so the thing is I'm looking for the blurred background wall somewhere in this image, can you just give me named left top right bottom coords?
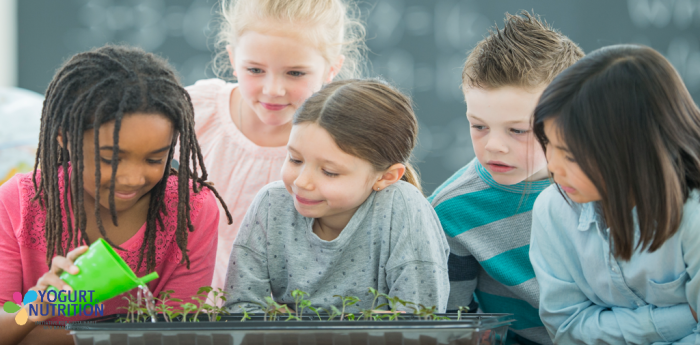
left=7, top=0, right=700, bottom=194
left=1, top=0, right=17, bottom=87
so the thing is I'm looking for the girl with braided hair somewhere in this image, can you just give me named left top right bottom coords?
left=0, top=45, right=231, bottom=344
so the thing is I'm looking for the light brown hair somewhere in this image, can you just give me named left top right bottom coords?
left=463, top=10, right=584, bottom=90
left=294, top=79, right=422, bottom=194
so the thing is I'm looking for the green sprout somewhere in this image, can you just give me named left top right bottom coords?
left=179, top=302, right=198, bottom=322
left=238, top=306, right=251, bottom=321
left=457, top=306, right=470, bottom=321
left=380, top=294, right=413, bottom=321
left=359, top=287, right=384, bottom=320
left=308, top=306, right=323, bottom=320
left=114, top=286, right=464, bottom=324
left=333, top=295, right=360, bottom=321
left=326, top=305, right=342, bottom=321
left=414, top=304, right=437, bottom=320
left=156, top=290, right=182, bottom=322
left=291, top=289, right=311, bottom=320
left=117, top=294, right=137, bottom=323
left=262, top=296, right=288, bottom=321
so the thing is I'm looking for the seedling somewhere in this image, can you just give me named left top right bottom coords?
left=179, top=302, right=198, bottom=322
left=111, top=286, right=473, bottom=324
left=414, top=304, right=437, bottom=320
left=205, top=287, right=230, bottom=321
left=381, top=294, right=413, bottom=321
left=457, top=306, right=470, bottom=321
left=190, top=286, right=230, bottom=322
left=359, top=287, right=385, bottom=320
left=291, top=289, right=311, bottom=320
left=323, top=305, right=342, bottom=321
left=117, top=293, right=137, bottom=323
left=333, top=295, right=360, bottom=321
left=262, top=296, right=289, bottom=321
left=238, top=306, right=252, bottom=321
left=308, top=306, right=323, bottom=320
left=156, top=290, right=182, bottom=322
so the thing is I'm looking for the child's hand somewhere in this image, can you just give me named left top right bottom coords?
left=26, top=246, right=89, bottom=322
left=691, top=306, right=697, bottom=322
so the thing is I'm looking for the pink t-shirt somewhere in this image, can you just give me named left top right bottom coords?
left=0, top=168, right=219, bottom=322
left=186, top=79, right=287, bottom=291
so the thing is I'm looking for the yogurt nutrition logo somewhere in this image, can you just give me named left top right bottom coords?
left=3, top=290, right=104, bottom=325
left=3, top=291, right=38, bottom=325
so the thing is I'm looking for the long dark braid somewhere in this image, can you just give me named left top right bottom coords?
left=34, top=45, right=232, bottom=272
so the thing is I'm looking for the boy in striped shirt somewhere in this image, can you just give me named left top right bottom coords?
left=428, top=11, right=583, bottom=345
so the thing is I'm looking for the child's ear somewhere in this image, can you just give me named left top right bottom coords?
left=226, top=45, right=237, bottom=78
left=56, top=130, right=66, bottom=149
left=56, top=130, right=72, bottom=157
left=326, top=55, right=345, bottom=83
left=372, top=163, right=406, bottom=191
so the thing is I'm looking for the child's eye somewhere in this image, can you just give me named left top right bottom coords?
left=101, top=157, right=118, bottom=164
left=510, top=128, right=530, bottom=135
left=247, top=68, right=264, bottom=74
left=565, top=155, right=576, bottom=163
left=471, top=125, right=486, bottom=131
left=288, top=71, right=306, bottom=77
left=289, top=157, right=302, bottom=164
left=147, top=159, right=164, bottom=164
left=322, top=170, right=338, bottom=177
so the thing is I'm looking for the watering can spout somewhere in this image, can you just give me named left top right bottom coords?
left=139, top=272, right=159, bottom=285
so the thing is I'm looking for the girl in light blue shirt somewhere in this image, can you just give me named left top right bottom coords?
left=529, top=44, right=700, bottom=344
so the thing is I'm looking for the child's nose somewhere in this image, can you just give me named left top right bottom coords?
left=263, top=75, right=286, bottom=97
left=115, top=164, right=147, bottom=187
left=484, top=133, right=508, bottom=153
left=546, top=151, right=564, bottom=177
left=294, top=167, right=314, bottom=190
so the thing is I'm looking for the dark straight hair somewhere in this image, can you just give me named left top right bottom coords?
left=533, top=44, right=700, bottom=260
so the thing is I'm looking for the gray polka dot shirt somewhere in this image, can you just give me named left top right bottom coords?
left=224, top=180, right=450, bottom=314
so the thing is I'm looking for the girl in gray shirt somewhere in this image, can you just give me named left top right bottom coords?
left=224, top=79, right=450, bottom=314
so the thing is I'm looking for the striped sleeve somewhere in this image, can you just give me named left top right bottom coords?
left=446, top=240, right=479, bottom=312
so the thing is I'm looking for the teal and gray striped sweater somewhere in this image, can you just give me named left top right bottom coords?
left=429, top=159, right=551, bottom=345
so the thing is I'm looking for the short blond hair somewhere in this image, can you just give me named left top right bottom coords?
left=214, top=0, right=367, bottom=80
left=463, top=10, right=584, bottom=90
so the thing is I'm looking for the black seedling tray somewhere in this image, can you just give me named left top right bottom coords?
left=67, top=313, right=514, bottom=345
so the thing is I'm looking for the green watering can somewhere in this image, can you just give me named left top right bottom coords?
left=46, top=238, right=159, bottom=317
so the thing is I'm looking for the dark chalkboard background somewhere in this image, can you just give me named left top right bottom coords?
left=19, top=0, right=700, bottom=194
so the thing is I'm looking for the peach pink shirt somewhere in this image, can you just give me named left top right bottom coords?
left=0, top=169, right=219, bottom=322
left=186, top=79, right=287, bottom=292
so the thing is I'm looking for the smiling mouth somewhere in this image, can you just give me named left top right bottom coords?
left=261, top=102, right=288, bottom=111
left=295, top=195, right=322, bottom=205
left=114, top=191, right=139, bottom=200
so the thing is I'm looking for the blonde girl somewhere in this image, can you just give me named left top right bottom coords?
left=187, top=0, right=367, bottom=291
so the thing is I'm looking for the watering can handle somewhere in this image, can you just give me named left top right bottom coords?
left=139, top=272, right=160, bottom=285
